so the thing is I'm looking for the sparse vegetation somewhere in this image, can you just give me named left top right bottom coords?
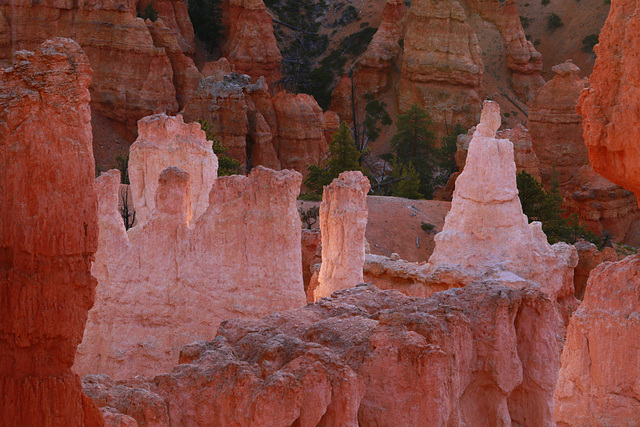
left=140, top=1, right=158, bottom=22
left=520, top=16, right=530, bottom=29
left=582, top=33, right=599, bottom=53
left=517, top=170, right=600, bottom=245
left=303, top=121, right=365, bottom=199
left=421, top=222, right=435, bottom=232
left=363, top=94, right=393, bottom=142
left=188, top=0, right=224, bottom=52
left=547, top=13, right=564, bottom=31
left=542, top=0, right=550, bottom=5
left=197, top=120, right=243, bottom=176
left=115, top=154, right=130, bottom=185
left=298, top=206, right=320, bottom=229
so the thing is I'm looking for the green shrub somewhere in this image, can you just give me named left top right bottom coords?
left=197, top=120, right=243, bottom=176
left=421, top=222, right=435, bottom=232
left=520, top=16, right=530, bottom=29
left=547, top=13, right=564, bottom=30
left=582, top=33, right=599, bottom=53
left=115, top=154, right=130, bottom=185
left=140, top=1, right=158, bottom=21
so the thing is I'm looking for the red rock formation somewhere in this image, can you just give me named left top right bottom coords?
left=146, top=19, right=200, bottom=109
left=572, top=239, right=617, bottom=300
left=357, top=0, right=407, bottom=94
left=272, top=91, right=328, bottom=176
left=563, top=165, right=640, bottom=245
left=0, top=38, right=100, bottom=425
left=83, top=283, right=566, bottom=426
left=76, top=166, right=305, bottom=379
left=138, top=0, right=195, bottom=55
left=528, top=61, right=589, bottom=190
left=464, top=0, right=544, bottom=100
left=555, top=255, right=640, bottom=424
left=129, top=114, right=218, bottom=226
left=314, top=172, right=371, bottom=301
left=222, top=0, right=282, bottom=86
left=323, top=110, right=341, bottom=146
left=399, top=0, right=484, bottom=137
left=578, top=0, right=640, bottom=201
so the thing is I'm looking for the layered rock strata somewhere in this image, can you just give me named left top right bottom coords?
left=572, top=239, right=617, bottom=300
left=429, top=101, right=577, bottom=304
left=399, top=0, right=484, bottom=137
left=314, top=172, right=371, bottom=301
left=0, top=38, right=100, bottom=425
left=528, top=61, right=589, bottom=190
left=465, top=0, right=544, bottom=100
left=76, top=164, right=306, bottom=379
left=181, top=73, right=327, bottom=174
left=555, top=255, right=640, bottom=424
left=563, top=165, right=640, bottom=245
left=357, top=0, right=408, bottom=94
left=578, top=0, right=640, bottom=200
left=83, top=283, right=567, bottom=426
left=222, top=0, right=282, bottom=86
left=129, top=114, right=218, bottom=227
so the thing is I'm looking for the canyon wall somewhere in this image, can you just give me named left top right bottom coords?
left=222, top=0, right=282, bottom=86
left=83, top=283, right=566, bottom=426
left=314, top=171, right=371, bottom=301
left=578, top=0, right=640, bottom=200
left=399, top=0, right=484, bottom=137
left=528, top=61, right=588, bottom=190
left=76, top=118, right=306, bottom=379
left=0, top=38, right=101, bottom=425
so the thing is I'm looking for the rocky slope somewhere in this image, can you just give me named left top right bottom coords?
left=0, top=38, right=101, bottom=425
left=84, top=283, right=566, bottom=426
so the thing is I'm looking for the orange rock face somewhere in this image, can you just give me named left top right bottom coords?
left=465, top=0, right=544, bottom=100
left=357, top=0, right=407, bottom=94
left=0, top=38, right=100, bottom=425
left=314, top=172, right=371, bottom=301
left=272, top=91, right=328, bottom=177
left=555, top=255, right=640, bottom=424
left=76, top=164, right=305, bottom=379
left=563, top=165, right=640, bottom=245
left=83, top=283, right=566, bottom=426
left=572, top=239, right=618, bottom=300
left=578, top=0, right=640, bottom=202
left=528, top=61, right=589, bottom=190
left=222, top=0, right=282, bottom=86
left=399, top=0, right=484, bottom=137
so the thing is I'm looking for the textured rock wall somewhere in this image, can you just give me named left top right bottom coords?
left=83, top=283, right=566, bottom=426
left=129, top=114, right=218, bottom=227
left=399, top=0, right=484, bottom=137
left=528, top=61, right=589, bottom=190
left=357, top=0, right=408, bottom=95
left=578, top=0, right=640, bottom=201
left=314, top=172, right=371, bottom=301
left=429, top=101, right=577, bottom=303
left=555, top=255, right=640, bottom=424
left=222, top=0, right=282, bottom=86
left=76, top=165, right=305, bottom=379
left=0, top=38, right=101, bottom=425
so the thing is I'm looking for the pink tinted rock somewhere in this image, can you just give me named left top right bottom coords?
left=314, top=171, right=371, bottom=300
left=429, top=101, right=577, bottom=302
left=129, top=113, right=218, bottom=227
left=84, top=283, right=565, bottom=426
left=76, top=166, right=306, bottom=379
left=0, top=38, right=101, bottom=425
left=555, top=255, right=640, bottom=425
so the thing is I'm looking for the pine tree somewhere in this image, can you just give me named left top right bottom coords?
left=391, top=104, right=436, bottom=197
left=391, top=161, right=422, bottom=199
left=303, top=121, right=365, bottom=199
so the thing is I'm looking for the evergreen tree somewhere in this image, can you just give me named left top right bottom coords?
left=390, top=104, right=436, bottom=197
left=302, top=121, right=364, bottom=199
left=439, top=123, right=465, bottom=177
left=188, top=0, right=224, bottom=52
left=391, top=161, right=422, bottom=199
left=517, top=170, right=600, bottom=245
